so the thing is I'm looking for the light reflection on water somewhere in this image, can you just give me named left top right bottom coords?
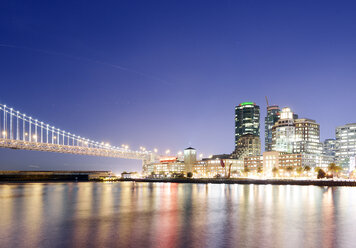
left=0, top=182, right=356, bottom=248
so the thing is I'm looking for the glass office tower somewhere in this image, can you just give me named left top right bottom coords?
left=272, top=107, right=296, bottom=153
left=336, top=123, right=356, bottom=167
left=235, top=102, right=260, bottom=149
left=265, top=105, right=280, bottom=151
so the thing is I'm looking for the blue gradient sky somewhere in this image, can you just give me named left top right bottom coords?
left=1, top=0, right=356, bottom=173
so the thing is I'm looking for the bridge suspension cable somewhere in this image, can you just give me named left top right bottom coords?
left=0, top=103, right=151, bottom=160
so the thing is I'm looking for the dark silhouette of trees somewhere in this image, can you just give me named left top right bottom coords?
left=317, top=169, right=326, bottom=179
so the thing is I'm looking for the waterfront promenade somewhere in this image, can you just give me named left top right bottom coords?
left=1, top=170, right=356, bottom=187
left=127, top=178, right=356, bottom=187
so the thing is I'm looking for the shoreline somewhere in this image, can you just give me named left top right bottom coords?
left=127, top=178, right=356, bottom=187
left=1, top=178, right=356, bottom=187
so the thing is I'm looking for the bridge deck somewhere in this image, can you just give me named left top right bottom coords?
left=0, top=138, right=149, bottom=160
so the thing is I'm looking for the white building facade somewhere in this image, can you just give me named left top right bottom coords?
left=336, top=123, right=356, bottom=167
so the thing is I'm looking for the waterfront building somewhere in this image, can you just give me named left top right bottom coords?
left=264, top=152, right=301, bottom=168
left=143, top=157, right=185, bottom=176
left=143, top=150, right=333, bottom=178
left=192, top=160, right=207, bottom=178
left=235, top=102, right=260, bottom=148
left=263, top=151, right=280, bottom=177
left=246, top=151, right=334, bottom=177
left=279, top=153, right=303, bottom=167
left=201, top=157, right=244, bottom=178
left=335, top=123, right=356, bottom=167
left=244, top=155, right=263, bottom=173
left=272, top=107, right=296, bottom=153
left=245, top=152, right=302, bottom=177
left=265, top=105, right=280, bottom=151
left=143, top=147, right=198, bottom=176
left=202, top=153, right=331, bottom=178
left=184, top=147, right=197, bottom=173
left=143, top=152, right=244, bottom=178
left=121, top=172, right=139, bottom=179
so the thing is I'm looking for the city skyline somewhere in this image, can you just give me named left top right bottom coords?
left=2, top=2, right=356, bottom=248
left=1, top=0, right=356, bottom=173
left=0, top=99, right=353, bottom=171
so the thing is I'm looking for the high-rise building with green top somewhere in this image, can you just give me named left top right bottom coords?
left=234, top=102, right=260, bottom=149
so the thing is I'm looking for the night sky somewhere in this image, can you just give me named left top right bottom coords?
left=1, top=0, right=356, bottom=174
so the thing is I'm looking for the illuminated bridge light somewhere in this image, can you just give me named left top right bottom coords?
left=0, top=103, right=151, bottom=161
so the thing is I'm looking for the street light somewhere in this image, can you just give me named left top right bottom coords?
left=165, top=149, right=170, bottom=155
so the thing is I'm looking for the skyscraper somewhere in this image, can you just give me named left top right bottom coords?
left=272, top=107, right=323, bottom=155
left=293, top=118, right=323, bottom=154
left=272, top=107, right=295, bottom=153
left=233, top=102, right=261, bottom=159
left=184, top=147, right=197, bottom=173
left=335, top=123, right=356, bottom=167
left=235, top=102, right=260, bottom=149
left=265, top=105, right=280, bottom=151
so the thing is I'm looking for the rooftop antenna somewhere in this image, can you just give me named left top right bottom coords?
left=265, top=96, right=269, bottom=107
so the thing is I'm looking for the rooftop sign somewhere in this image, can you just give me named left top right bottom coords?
left=239, top=102, right=255, bottom=106
left=160, top=156, right=177, bottom=163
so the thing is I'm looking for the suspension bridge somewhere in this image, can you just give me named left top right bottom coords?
left=0, top=103, right=152, bottom=162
